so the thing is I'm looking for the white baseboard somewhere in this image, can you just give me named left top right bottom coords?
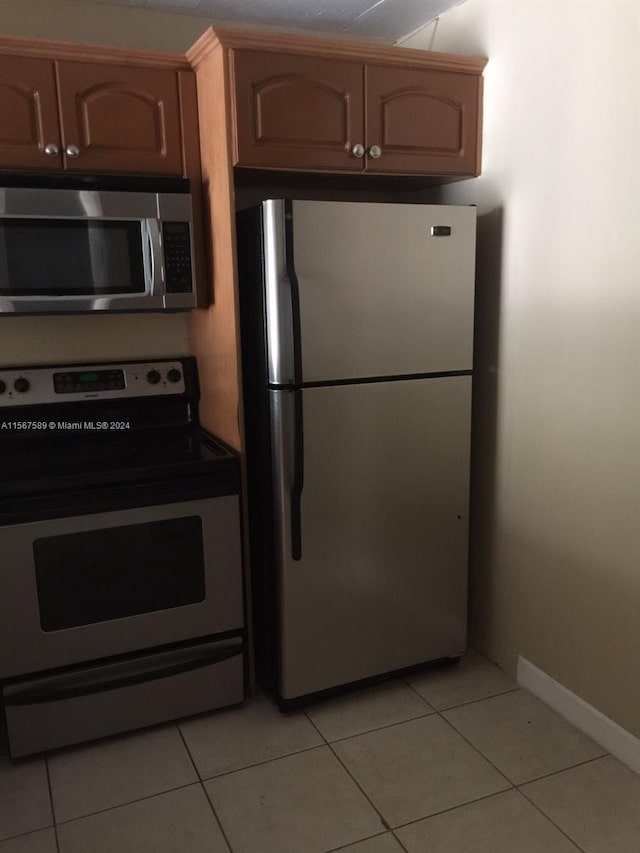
left=517, top=656, right=640, bottom=776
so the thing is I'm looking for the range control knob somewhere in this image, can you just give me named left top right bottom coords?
left=14, top=377, right=30, bottom=393
left=0, top=380, right=6, bottom=394
left=166, top=368, right=182, bottom=384
left=146, top=369, right=161, bottom=385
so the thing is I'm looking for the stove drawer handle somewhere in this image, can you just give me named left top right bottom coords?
left=4, top=637, right=243, bottom=706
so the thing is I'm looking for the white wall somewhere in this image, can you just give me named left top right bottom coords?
left=404, top=0, right=640, bottom=737
left=0, top=315, right=190, bottom=366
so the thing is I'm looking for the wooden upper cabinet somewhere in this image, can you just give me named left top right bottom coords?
left=56, top=61, right=183, bottom=174
left=232, top=50, right=364, bottom=172
left=231, top=48, right=483, bottom=176
left=0, top=40, right=198, bottom=177
left=364, top=64, right=481, bottom=176
left=0, top=55, right=62, bottom=170
left=197, top=29, right=488, bottom=178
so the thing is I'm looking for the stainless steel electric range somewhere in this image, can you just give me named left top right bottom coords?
left=0, top=357, right=245, bottom=757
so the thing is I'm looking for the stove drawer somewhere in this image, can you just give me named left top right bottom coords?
left=0, top=496, right=243, bottom=679
left=4, top=636, right=244, bottom=757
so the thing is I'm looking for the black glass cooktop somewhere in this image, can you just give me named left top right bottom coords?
left=0, top=427, right=237, bottom=498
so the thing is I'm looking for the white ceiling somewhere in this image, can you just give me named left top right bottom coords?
left=85, top=0, right=466, bottom=42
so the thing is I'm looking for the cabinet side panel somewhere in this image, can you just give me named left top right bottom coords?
left=189, top=45, right=242, bottom=450
left=189, top=43, right=253, bottom=687
left=178, top=69, right=208, bottom=307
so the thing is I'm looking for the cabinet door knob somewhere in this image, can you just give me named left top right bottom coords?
left=65, top=144, right=81, bottom=158
left=351, top=143, right=365, bottom=158
left=368, top=144, right=382, bottom=159
left=44, top=143, right=59, bottom=157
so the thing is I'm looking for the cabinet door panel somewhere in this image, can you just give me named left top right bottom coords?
left=56, top=61, right=183, bottom=175
left=365, top=64, right=480, bottom=175
left=0, top=56, right=62, bottom=170
left=232, top=50, right=364, bottom=171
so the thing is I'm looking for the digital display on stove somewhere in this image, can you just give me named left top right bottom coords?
left=53, top=369, right=125, bottom=394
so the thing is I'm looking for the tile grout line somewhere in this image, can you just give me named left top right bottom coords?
left=395, top=786, right=538, bottom=835
left=435, top=686, right=522, bottom=711
left=51, top=780, right=203, bottom=828
left=516, top=753, right=609, bottom=787
left=393, top=679, right=435, bottom=713
left=307, top=695, right=604, bottom=853
left=440, top=706, right=610, bottom=789
left=175, top=722, right=203, bottom=783
left=306, top=689, right=573, bottom=850
left=44, top=754, right=61, bottom=853
left=188, top=740, right=326, bottom=782
left=401, top=675, right=440, bottom=709
left=33, top=680, right=602, bottom=851
left=433, top=710, right=515, bottom=787
left=0, top=826, right=62, bottom=848
left=303, top=710, right=397, bottom=838
left=323, top=829, right=400, bottom=853
left=517, top=780, right=590, bottom=853
left=201, top=784, right=235, bottom=853
left=401, top=675, right=520, bottom=712
left=429, top=700, right=608, bottom=853
left=325, top=708, right=435, bottom=745
left=391, top=828, right=412, bottom=853
left=175, top=723, right=235, bottom=853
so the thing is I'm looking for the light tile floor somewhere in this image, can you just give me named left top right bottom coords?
left=1, top=651, right=639, bottom=853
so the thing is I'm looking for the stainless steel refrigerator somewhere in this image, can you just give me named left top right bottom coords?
left=237, top=199, right=476, bottom=706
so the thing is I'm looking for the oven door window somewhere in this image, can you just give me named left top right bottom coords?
left=33, top=517, right=205, bottom=631
left=0, top=219, right=146, bottom=296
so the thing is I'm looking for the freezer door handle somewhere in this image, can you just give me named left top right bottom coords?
left=290, top=390, right=304, bottom=560
left=263, top=200, right=301, bottom=385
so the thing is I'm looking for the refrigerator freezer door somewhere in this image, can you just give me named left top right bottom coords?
left=270, top=376, right=471, bottom=700
left=289, top=200, right=476, bottom=383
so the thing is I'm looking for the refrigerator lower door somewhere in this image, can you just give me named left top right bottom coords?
left=270, top=376, right=471, bottom=701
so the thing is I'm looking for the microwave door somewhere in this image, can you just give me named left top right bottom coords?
left=81, top=218, right=164, bottom=312
left=84, top=218, right=166, bottom=313
left=0, top=216, right=164, bottom=313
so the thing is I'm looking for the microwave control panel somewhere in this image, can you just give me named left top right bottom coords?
left=162, top=222, right=193, bottom=294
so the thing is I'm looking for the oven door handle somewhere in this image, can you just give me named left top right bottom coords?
left=4, top=636, right=243, bottom=707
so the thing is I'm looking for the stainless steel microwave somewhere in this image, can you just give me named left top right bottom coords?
left=0, top=183, right=197, bottom=313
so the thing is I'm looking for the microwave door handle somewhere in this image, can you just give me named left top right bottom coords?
left=145, top=218, right=163, bottom=298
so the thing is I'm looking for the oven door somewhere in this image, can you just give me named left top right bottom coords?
left=0, top=188, right=164, bottom=313
left=0, top=496, right=243, bottom=679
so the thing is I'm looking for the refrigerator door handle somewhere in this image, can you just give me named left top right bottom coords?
left=270, top=390, right=304, bottom=562
left=290, top=389, right=304, bottom=560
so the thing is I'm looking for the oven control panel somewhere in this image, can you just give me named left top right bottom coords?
left=0, top=360, right=187, bottom=407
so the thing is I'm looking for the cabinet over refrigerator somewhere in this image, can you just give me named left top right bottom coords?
left=237, top=199, right=476, bottom=706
